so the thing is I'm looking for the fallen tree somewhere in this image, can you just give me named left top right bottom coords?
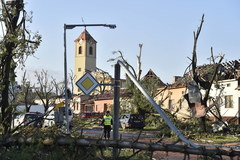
left=1, top=135, right=240, bottom=159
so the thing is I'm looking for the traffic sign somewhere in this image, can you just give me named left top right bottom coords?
left=54, top=102, right=64, bottom=110
left=75, top=72, right=99, bottom=95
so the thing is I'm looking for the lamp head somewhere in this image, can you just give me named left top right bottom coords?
left=108, top=24, right=116, bottom=29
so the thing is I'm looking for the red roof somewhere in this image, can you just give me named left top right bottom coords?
left=74, top=29, right=97, bottom=43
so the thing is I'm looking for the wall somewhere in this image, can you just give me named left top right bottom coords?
left=208, top=79, right=240, bottom=123
left=155, top=86, right=190, bottom=120
left=94, top=99, right=113, bottom=113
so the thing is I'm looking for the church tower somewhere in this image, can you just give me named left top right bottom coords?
left=73, top=29, right=97, bottom=94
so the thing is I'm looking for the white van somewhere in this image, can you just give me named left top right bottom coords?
left=43, top=106, right=73, bottom=128
left=42, top=107, right=55, bottom=127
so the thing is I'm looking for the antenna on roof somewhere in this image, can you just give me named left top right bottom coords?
left=81, top=17, right=86, bottom=29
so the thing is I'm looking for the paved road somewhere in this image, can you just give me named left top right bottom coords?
left=79, top=128, right=158, bottom=140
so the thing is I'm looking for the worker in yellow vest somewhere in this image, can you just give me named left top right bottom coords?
left=101, top=111, right=113, bottom=139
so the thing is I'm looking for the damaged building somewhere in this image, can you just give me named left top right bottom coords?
left=158, top=59, right=240, bottom=124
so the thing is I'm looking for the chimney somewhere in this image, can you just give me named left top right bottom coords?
left=172, top=76, right=182, bottom=83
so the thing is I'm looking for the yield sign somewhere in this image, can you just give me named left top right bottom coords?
left=75, top=72, right=99, bottom=95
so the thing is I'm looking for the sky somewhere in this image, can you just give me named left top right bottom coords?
left=14, top=0, right=240, bottom=84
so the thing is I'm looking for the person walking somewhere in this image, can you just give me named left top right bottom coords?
left=102, top=111, right=113, bottom=140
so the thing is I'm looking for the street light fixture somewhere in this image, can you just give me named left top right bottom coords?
left=65, top=24, right=116, bottom=30
left=63, top=23, right=116, bottom=133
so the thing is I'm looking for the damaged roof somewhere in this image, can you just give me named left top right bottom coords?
left=171, top=59, right=240, bottom=87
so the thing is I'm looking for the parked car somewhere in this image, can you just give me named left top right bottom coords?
left=23, top=112, right=44, bottom=128
left=12, top=112, right=44, bottom=128
left=81, top=112, right=104, bottom=118
left=119, top=113, right=145, bottom=129
left=43, top=106, right=73, bottom=128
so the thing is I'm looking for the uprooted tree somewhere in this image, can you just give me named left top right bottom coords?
left=0, top=0, right=41, bottom=135
left=1, top=129, right=240, bottom=159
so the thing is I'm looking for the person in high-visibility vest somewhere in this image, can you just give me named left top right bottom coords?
left=101, top=111, right=113, bottom=139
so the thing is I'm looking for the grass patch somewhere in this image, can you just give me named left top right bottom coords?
left=195, top=133, right=240, bottom=143
left=96, top=148, right=151, bottom=159
left=71, top=116, right=102, bottom=129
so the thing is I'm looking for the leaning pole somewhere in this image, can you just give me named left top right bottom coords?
left=117, top=60, right=199, bottom=148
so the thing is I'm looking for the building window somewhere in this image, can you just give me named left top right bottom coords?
left=89, top=46, right=93, bottom=55
left=78, top=46, right=82, bottom=54
left=86, top=106, right=93, bottom=112
left=96, top=105, right=98, bottom=112
left=179, top=99, right=183, bottom=109
left=225, top=95, right=233, bottom=108
left=104, top=103, right=108, bottom=111
left=78, top=68, right=81, bottom=72
left=168, top=99, right=174, bottom=110
left=73, top=102, right=76, bottom=111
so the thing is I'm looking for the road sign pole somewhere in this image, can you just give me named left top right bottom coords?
left=113, top=63, right=120, bottom=159
left=64, top=24, right=70, bottom=133
left=64, top=23, right=116, bottom=133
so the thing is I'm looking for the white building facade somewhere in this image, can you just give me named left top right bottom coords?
left=208, top=79, right=240, bottom=124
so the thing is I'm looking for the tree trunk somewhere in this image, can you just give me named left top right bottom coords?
left=0, top=0, right=41, bottom=135
left=2, top=136, right=240, bottom=158
left=1, top=47, right=13, bottom=135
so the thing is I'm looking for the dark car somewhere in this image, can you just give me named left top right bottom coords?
left=119, top=114, right=145, bottom=129
left=24, top=112, right=44, bottom=128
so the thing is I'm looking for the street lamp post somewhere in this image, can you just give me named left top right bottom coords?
left=63, top=24, right=116, bottom=133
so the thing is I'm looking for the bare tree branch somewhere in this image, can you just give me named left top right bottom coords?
left=137, top=44, right=143, bottom=81
left=192, top=14, right=204, bottom=79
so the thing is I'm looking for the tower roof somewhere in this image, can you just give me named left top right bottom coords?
left=74, top=29, right=97, bottom=43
